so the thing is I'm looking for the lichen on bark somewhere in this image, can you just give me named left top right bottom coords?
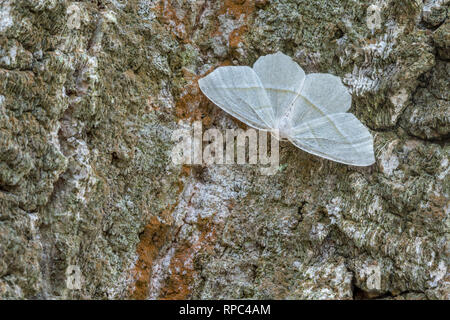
left=0, top=0, right=448, bottom=299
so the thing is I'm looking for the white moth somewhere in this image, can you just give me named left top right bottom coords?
left=198, top=52, right=375, bottom=166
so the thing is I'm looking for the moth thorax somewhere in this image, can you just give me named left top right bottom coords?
left=275, top=117, right=292, bottom=141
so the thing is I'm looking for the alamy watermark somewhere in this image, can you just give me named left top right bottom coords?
left=171, top=121, right=280, bottom=175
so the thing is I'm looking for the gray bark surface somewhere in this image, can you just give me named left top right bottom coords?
left=0, top=0, right=448, bottom=299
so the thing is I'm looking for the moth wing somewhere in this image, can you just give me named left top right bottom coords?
left=252, top=52, right=306, bottom=122
left=288, top=113, right=375, bottom=166
left=289, top=73, right=352, bottom=126
left=198, top=66, right=275, bottom=130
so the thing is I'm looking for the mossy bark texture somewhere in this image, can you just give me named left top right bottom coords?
left=0, top=0, right=448, bottom=299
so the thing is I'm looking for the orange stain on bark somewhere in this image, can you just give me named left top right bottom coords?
left=130, top=216, right=171, bottom=300
left=220, top=0, right=255, bottom=48
left=159, top=222, right=217, bottom=299
left=157, top=1, right=188, bottom=41
left=229, top=25, right=248, bottom=48
left=175, top=62, right=231, bottom=122
left=130, top=0, right=257, bottom=300
left=219, top=0, right=256, bottom=19
left=130, top=165, right=190, bottom=299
